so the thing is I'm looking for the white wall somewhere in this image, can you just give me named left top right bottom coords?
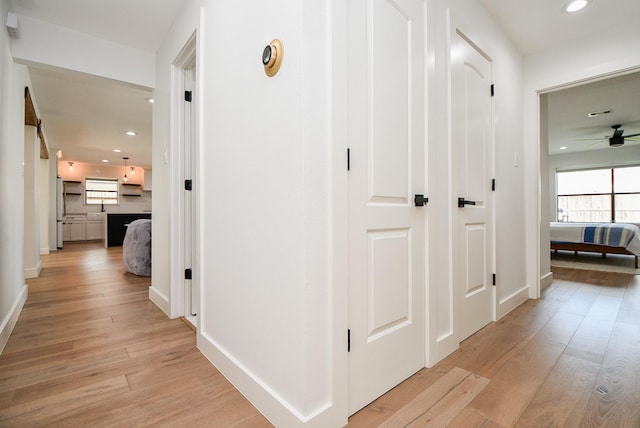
left=0, top=0, right=28, bottom=353
left=11, top=14, right=154, bottom=88
left=426, top=0, right=526, bottom=363
left=524, top=19, right=640, bottom=296
left=24, top=125, right=40, bottom=278
left=153, top=1, right=339, bottom=426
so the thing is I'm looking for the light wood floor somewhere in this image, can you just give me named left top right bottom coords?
left=2, top=243, right=639, bottom=427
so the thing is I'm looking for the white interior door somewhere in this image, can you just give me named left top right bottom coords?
left=184, top=65, right=196, bottom=320
left=451, top=29, right=495, bottom=341
left=347, top=0, right=426, bottom=415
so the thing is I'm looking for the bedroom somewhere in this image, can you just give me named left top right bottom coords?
left=543, top=71, right=640, bottom=274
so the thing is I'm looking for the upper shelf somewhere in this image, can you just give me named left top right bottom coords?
left=121, top=183, right=141, bottom=186
left=63, top=180, right=82, bottom=184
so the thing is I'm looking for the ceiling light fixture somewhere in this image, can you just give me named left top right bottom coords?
left=126, top=131, right=137, bottom=136
left=559, top=146, right=568, bottom=150
left=113, top=149, right=121, bottom=153
left=562, top=0, right=589, bottom=13
left=130, top=166, right=135, bottom=175
left=123, top=157, right=129, bottom=182
left=588, top=109, right=612, bottom=117
left=146, top=98, right=154, bottom=104
left=102, top=159, right=109, bottom=163
left=68, top=161, right=74, bottom=170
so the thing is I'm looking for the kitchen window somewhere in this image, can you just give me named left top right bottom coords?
left=85, top=178, right=119, bottom=205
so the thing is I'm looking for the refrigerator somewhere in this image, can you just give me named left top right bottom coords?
left=56, top=177, right=64, bottom=249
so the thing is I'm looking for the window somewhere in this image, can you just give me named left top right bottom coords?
left=85, top=178, right=119, bottom=205
left=557, top=166, right=640, bottom=223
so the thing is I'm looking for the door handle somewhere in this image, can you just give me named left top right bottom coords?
left=414, top=194, right=429, bottom=207
left=458, top=197, right=476, bottom=208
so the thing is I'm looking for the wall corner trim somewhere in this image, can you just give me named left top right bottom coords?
left=149, top=285, right=171, bottom=317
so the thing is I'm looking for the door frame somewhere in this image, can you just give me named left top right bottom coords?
left=531, top=65, right=640, bottom=300
left=169, top=32, right=200, bottom=323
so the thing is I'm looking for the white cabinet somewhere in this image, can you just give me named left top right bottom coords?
left=86, top=221, right=105, bottom=240
left=63, top=215, right=87, bottom=241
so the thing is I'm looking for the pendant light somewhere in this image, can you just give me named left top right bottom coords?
left=123, top=157, right=129, bottom=182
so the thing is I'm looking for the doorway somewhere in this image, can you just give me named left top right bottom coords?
left=172, top=33, right=199, bottom=327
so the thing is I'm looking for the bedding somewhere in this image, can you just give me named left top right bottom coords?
left=550, top=222, right=640, bottom=268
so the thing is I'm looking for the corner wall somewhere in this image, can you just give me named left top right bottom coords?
left=0, top=0, right=28, bottom=352
left=153, top=0, right=341, bottom=425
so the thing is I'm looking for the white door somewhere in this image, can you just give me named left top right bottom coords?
left=347, top=0, right=426, bottom=415
left=451, top=29, right=495, bottom=341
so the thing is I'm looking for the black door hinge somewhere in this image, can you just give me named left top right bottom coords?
left=492, top=273, right=496, bottom=286
left=347, top=329, right=351, bottom=352
left=185, top=90, right=192, bottom=102
left=492, top=178, right=495, bottom=191
left=185, top=179, right=192, bottom=191
left=185, top=268, right=192, bottom=280
left=490, top=84, right=495, bottom=97
left=347, top=148, right=351, bottom=171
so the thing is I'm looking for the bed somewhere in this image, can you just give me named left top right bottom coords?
left=550, top=222, right=640, bottom=269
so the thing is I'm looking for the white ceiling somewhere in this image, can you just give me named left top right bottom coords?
left=9, top=0, right=640, bottom=167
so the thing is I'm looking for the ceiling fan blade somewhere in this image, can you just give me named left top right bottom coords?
left=624, top=132, right=640, bottom=138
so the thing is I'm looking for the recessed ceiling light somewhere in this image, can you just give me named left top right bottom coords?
left=113, top=149, right=121, bottom=153
left=560, top=146, right=568, bottom=150
left=126, top=131, right=137, bottom=136
left=102, top=159, right=109, bottom=163
left=562, top=0, right=589, bottom=13
left=146, top=98, right=154, bottom=104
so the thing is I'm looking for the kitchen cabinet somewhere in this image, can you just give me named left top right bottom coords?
left=63, top=215, right=87, bottom=241
left=86, top=221, right=105, bottom=240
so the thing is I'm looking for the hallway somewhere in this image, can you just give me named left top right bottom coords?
left=2, top=242, right=640, bottom=426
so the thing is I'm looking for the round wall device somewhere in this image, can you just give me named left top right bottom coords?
left=263, top=39, right=284, bottom=77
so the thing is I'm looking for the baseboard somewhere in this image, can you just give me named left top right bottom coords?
left=0, top=284, right=28, bottom=354
left=148, top=285, right=170, bottom=317
left=540, top=271, right=553, bottom=290
left=197, top=331, right=337, bottom=427
left=497, top=285, right=529, bottom=319
left=40, top=247, right=50, bottom=255
left=24, top=260, right=42, bottom=279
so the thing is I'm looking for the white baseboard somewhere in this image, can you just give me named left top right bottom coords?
left=40, top=247, right=50, bottom=255
left=540, top=272, right=553, bottom=290
left=148, top=285, right=170, bottom=317
left=497, top=285, right=529, bottom=319
left=24, top=260, right=42, bottom=279
left=0, top=284, right=28, bottom=354
left=197, top=331, right=337, bottom=427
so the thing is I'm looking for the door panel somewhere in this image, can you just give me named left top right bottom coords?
left=348, top=0, right=425, bottom=415
left=451, top=29, right=494, bottom=341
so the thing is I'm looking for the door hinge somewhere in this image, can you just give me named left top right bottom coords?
left=185, top=268, right=192, bottom=280
left=491, top=178, right=495, bottom=191
left=347, top=329, right=351, bottom=352
left=492, top=273, right=496, bottom=286
left=347, top=148, right=351, bottom=171
left=185, top=179, right=192, bottom=191
left=185, top=90, right=192, bottom=102
left=490, top=84, right=495, bottom=97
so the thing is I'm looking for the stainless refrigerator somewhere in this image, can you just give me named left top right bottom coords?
left=56, top=177, right=64, bottom=249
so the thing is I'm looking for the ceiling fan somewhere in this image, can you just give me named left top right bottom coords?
left=586, top=124, right=640, bottom=148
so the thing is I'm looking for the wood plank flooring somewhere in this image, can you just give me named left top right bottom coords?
left=348, top=267, right=640, bottom=427
left=0, top=242, right=271, bottom=427
left=2, top=243, right=640, bottom=426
